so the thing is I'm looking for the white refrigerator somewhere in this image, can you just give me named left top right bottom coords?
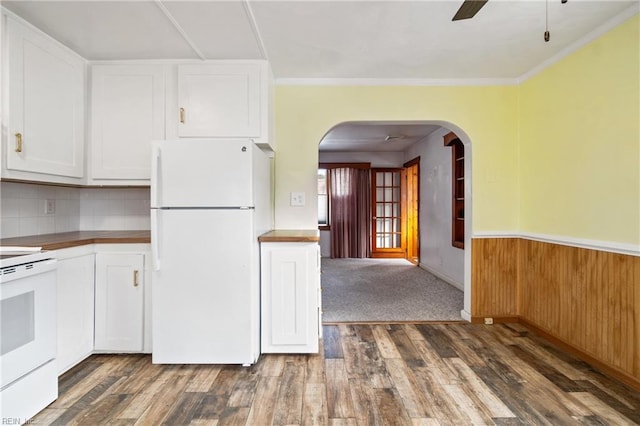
left=150, top=139, right=272, bottom=365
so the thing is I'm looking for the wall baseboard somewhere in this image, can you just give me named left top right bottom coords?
left=519, top=318, right=640, bottom=392
left=419, top=263, right=463, bottom=291
left=469, top=316, right=519, bottom=324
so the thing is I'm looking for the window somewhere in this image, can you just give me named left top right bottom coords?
left=318, top=163, right=370, bottom=230
left=318, top=168, right=329, bottom=228
left=444, top=132, right=464, bottom=249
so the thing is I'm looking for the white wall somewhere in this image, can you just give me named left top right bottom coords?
left=404, top=128, right=464, bottom=289
left=0, top=182, right=150, bottom=238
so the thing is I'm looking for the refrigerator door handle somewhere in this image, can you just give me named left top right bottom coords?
left=151, top=145, right=161, bottom=207
left=151, top=209, right=161, bottom=271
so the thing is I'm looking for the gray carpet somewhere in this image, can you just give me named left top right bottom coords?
left=321, top=258, right=464, bottom=322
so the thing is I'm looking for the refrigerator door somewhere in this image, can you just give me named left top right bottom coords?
left=151, top=209, right=259, bottom=364
left=152, top=139, right=253, bottom=208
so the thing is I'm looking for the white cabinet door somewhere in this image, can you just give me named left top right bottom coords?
left=56, top=253, right=94, bottom=374
left=95, top=253, right=144, bottom=351
left=177, top=63, right=261, bottom=138
left=261, top=242, right=319, bottom=353
left=90, top=65, right=165, bottom=181
left=5, top=16, right=85, bottom=181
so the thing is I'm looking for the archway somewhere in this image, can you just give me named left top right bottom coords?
left=317, top=120, right=473, bottom=321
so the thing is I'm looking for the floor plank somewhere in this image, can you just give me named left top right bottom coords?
left=31, top=323, right=640, bottom=426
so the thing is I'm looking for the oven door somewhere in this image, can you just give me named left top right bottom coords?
left=1, top=259, right=57, bottom=389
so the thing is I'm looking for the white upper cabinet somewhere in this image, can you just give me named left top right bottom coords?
left=177, top=61, right=273, bottom=148
left=3, top=14, right=85, bottom=183
left=90, top=64, right=165, bottom=183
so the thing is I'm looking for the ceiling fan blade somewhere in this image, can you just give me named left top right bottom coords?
left=452, top=0, right=488, bottom=21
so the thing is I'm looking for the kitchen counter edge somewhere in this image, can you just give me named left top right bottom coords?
left=258, top=230, right=320, bottom=243
left=0, top=231, right=151, bottom=251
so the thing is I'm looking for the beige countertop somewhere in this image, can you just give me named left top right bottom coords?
left=258, top=229, right=320, bottom=243
left=0, top=230, right=151, bottom=251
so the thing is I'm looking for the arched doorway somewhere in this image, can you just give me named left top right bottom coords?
left=317, top=120, right=473, bottom=321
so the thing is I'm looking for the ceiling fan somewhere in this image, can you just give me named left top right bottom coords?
left=452, top=0, right=568, bottom=22
left=452, top=0, right=488, bottom=21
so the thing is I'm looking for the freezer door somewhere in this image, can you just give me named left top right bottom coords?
left=151, top=209, right=259, bottom=364
left=152, top=139, right=253, bottom=208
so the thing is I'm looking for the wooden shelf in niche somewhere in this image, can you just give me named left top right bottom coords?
left=444, top=131, right=465, bottom=249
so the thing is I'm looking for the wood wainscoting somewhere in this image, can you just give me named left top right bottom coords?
left=471, top=237, right=640, bottom=389
left=471, top=238, right=519, bottom=318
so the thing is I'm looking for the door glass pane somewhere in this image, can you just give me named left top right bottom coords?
left=372, top=168, right=403, bottom=252
left=1, top=292, right=35, bottom=355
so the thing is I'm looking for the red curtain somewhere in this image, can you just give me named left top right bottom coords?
left=329, top=168, right=371, bottom=258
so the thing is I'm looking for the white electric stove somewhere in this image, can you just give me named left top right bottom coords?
left=0, top=248, right=58, bottom=424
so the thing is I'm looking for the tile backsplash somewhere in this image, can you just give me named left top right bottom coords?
left=0, top=182, right=150, bottom=239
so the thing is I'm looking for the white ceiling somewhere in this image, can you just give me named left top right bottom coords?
left=3, top=0, right=636, bottom=153
left=319, top=122, right=442, bottom=152
left=3, top=0, right=636, bottom=80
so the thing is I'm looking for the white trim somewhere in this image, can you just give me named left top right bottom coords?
left=153, top=0, right=206, bottom=60
left=275, top=78, right=519, bottom=87
left=471, top=231, right=640, bottom=257
left=242, top=0, right=269, bottom=60
left=460, top=310, right=472, bottom=323
left=472, top=230, right=520, bottom=238
left=520, top=232, right=640, bottom=257
left=88, top=59, right=268, bottom=66
left=517, top=4, right=640, bottom=84
left=419, top=263, right=463, bottom=291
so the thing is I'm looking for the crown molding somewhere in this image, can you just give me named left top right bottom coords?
left=275, top=78, right=519, bottom=87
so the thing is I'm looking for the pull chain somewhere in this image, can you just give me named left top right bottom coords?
left=544, top=0, right=550, bottom=42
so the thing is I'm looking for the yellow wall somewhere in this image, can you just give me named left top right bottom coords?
left=273, top=14, right=639, bottom=246
left=519, top=15, right=640, bottom=245
left=274, top=85, right=519, bottom=232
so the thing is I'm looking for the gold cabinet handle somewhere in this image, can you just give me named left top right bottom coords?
left=133, top=270, right=139, bottom=287
left=179, top=107, right=185, bottom=124
left=15, top=133, right=23, bottom=153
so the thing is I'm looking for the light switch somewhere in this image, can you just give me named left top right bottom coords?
left=290, top=192, right=306, bottom=206
left=45, top=199, right=56, bottom=215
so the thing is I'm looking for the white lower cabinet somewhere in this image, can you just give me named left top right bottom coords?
left=260, top=242, right=319, bottom=353
left=56, top=248, right=95, bottom=375
left=94, top=252, right=145, bottom=352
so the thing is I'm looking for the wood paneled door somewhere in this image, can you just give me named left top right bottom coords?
left=404, top=157, right=420, bottom=264
left=371, top=168, right=405, bottom=258
left=371, top=163, right=420, bottom=262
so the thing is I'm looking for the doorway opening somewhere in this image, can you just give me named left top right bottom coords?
left=317, top=121, right=471, bottom=322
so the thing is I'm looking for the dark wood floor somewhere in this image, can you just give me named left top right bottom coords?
left=34, top=323, right=640, bottom=425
